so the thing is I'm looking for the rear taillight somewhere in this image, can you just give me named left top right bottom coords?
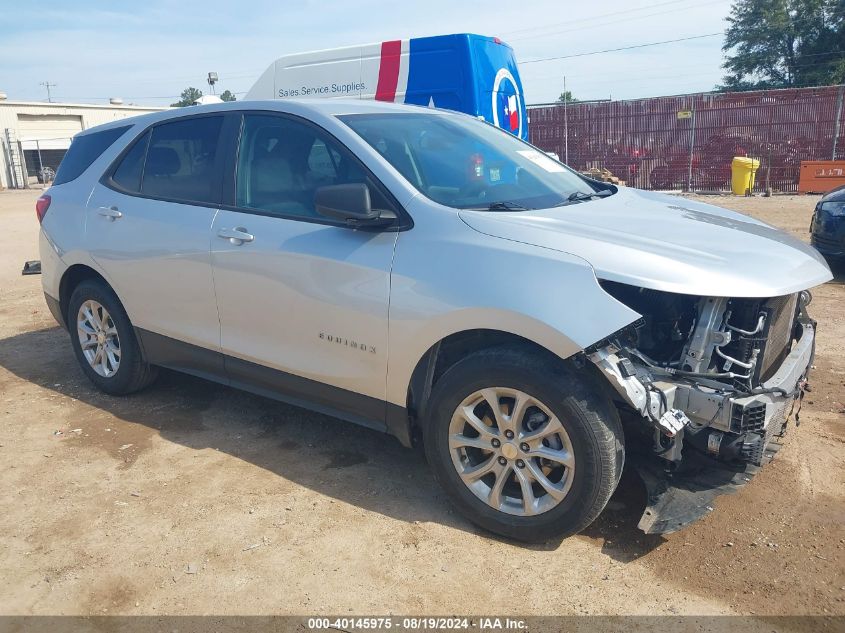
left=36, top=194, right=51, bottom=224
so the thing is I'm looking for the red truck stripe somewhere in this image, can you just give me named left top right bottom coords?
left=375, top=40, right=402, bottom=102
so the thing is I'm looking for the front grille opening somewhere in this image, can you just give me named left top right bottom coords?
left=731, top=402, right=766, bottom=433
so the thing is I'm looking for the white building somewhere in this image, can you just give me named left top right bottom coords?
left=0, top=99, right=167, bottom=189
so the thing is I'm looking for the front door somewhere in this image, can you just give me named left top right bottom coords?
left=210, top=112, right=399, bottom=425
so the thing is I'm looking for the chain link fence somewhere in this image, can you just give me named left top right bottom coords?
left=528, top=84, right=845, bottom=193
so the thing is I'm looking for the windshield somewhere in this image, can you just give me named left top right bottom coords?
left=339, top=112, right=602, bottom=210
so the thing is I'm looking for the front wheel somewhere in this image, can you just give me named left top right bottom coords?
left=423, top=347, right=623, bottom=542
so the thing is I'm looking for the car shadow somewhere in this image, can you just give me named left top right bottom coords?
left=0, top=325, right=658, bottom=558
left=827, top=257, right=845, bottom=284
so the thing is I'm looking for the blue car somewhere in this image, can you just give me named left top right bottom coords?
left=810, top=185, right=845, bottom=261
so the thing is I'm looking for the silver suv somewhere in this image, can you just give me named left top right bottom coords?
left=38, top=100, right=831, bottom=541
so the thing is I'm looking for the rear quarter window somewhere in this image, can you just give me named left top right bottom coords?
left=110, top=130, right=151, bottom=193
left=53, top=126, right=131, bottom=185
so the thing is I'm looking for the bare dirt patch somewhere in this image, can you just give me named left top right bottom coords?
left=0, top=190, right=842, bottom=616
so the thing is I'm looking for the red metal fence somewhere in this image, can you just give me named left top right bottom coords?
left=528, top=85, right=845, bottom=193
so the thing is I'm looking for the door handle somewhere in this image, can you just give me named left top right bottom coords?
left=217, top=227, right=254, bottom=245
left=97, top=206, right=123, bottom=221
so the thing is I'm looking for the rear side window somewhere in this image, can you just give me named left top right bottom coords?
left=111, top=130, right=150, bottom=193
left=140, top=116, right=223, bottom=204
left=53, top=126, right=130, bottom=185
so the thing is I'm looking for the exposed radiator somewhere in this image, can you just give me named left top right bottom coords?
left=759, top=293, right=799, bottom=381
left=721, top=293, right=799, bottom=386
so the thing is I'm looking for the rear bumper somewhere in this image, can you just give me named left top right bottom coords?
left=39, top=229, right=65, bottom=306
left=44, top=292, right=65, bottom=330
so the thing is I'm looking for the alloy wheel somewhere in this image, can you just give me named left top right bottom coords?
left=448, top=387, right=575, bottom=516
left=76, top=300, right=121, bottom=378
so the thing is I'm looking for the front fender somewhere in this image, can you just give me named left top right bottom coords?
left=385, top=217, right=641, bottom=407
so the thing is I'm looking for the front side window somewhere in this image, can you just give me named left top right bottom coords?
left=140, top=116, right=223, bottom=204
left=236, top=114, right=379, bottom=219
left=339, top=112, right=600, bottom=210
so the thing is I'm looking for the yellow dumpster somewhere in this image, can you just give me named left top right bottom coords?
left=731, top=156, right=760, bottom=195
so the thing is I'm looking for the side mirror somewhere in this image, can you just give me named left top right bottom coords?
left=315, top=184, right=381, bottom=225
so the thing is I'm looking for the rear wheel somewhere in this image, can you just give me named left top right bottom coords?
left=68, top=280, right=157, bottom=395
left=423, top=346, right=623, bottom=542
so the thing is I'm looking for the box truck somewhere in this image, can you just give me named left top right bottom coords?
left=246, top=33, right=528, bottom=140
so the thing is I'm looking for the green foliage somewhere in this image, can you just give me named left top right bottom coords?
left=557, top=90, right=580, bottom=103
left=720, top=0, right=845, bottom=91
left=219, top=90, right=237, bottom=102
left=171, top=87, right=204, bottom=107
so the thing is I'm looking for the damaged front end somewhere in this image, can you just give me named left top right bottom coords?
left=589, top=282, right=816, bottom=535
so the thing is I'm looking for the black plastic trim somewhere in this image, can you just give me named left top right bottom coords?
left=136, top=328, right=226, bottom=382
left=225, top=355, right=389, bottom=434
left=44, top=292, right=65, bottom=330
left=135, top=328, right=412, bottom=445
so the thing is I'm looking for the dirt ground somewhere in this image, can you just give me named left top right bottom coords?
left=0, top=189, right=842, bottom=617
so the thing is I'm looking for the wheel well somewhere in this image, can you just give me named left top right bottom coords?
left=406, top=329, right=568, bottom=432
left=58, top=265, right=109, bottom=327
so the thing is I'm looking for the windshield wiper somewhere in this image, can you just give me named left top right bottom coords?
left=567, top=189, right=614, bottom=203
left=477, top=201, right=529, bottom=211
left=550, top=190, right=614, bottom=207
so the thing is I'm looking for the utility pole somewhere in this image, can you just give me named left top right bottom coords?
left=563, top=76, right=569, bottom=164
left=40, top=81, right=56, bottom=103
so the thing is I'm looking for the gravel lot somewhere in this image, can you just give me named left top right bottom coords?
left=0, top=189, right=842, bottom=617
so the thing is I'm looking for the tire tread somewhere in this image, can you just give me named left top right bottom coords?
left=423, top=345, right=623, bottom=542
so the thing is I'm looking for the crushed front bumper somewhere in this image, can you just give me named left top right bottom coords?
left=641, top=319, right=813, bottom=533
left=593, top=315, right=816, bottom=535
left=662, top=317, right=815, bottom=439
left=633, top=450, right=767, bottom=534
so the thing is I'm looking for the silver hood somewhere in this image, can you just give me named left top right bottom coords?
left=459, top=187, right=832, bottom=298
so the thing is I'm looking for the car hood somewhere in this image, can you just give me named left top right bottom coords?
left=458, top=187, right=832, bottom=297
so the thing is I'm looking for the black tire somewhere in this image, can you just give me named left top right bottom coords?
left=423, top=346, right=624, bottom=542
left=67, top=279, right=158, bottom=395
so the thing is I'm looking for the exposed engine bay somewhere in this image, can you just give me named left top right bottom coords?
left=588, top=281, right=816, bottom=534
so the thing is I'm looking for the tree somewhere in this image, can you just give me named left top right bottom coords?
left=557, top=90, right=580, bottom=103
left=171, top=87, right=203, bottom=107
left=219, top=90, right=237, bottom=102
left=720, top=0, right=845, bottom=91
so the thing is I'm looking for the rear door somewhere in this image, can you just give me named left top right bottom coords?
left=210, top=111, right=400, bottom=425
left=86, top=114, right=230, bottom=366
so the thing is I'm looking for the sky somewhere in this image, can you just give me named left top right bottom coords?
left=0, top=0, right=735, bottom=107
